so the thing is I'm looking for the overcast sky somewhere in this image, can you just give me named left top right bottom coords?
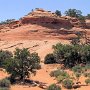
left=0, top=0, right=90, bottom=21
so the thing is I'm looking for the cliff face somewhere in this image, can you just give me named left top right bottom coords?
left=21, top=17, right=72, bottom=29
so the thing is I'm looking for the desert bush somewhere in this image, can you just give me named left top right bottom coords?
left=70, top=37, right=80, bottom=45
left=53, top=43, right=90, bottom=68
left=78, top=15, right=85, bottom=22
left=44, top=53, right=56, bottom=64
left=4, top=48, right=41, bottom=82
left=85, top=78, right=90, bottom=85
left=62, top=79, right=74, bottom=89
left=72, top=65, right=82, bottom=73
left=55, top=10, right=61, bottom=16
left=65, top=9, right=82, bottom=18
left=0, top=50, right=13, bottom=67
left=0, top=78, right=10, bottom=88
left=57, top=75, right=66, bottom=83
left=50, top=69, right=61, bottom=77
left=50, top=69, right=70, bottom=84
left=47, top=83, right=61, bottom=90
left=65, top=9, right=85, bottom=23
left=50, top=69, right=69, bottom=78
left=75, top=73, right=81, bottom=82
left=30, top=52, right=41, bottom=69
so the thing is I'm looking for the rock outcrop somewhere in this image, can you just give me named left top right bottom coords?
left=86, top=19, right=90, bottom=28
left=20, top=8, right=72, bottom=29
left=0, top=8, right=87, bottom=30
left=9, top=20, right=21, bottom=29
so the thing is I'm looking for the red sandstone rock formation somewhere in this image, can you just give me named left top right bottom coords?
left=9, top=20, right=21, bottom=29
left=0, top=8, right=87, bottom=30
left=20, top=8, right=87, bottom=29
left=20, top=8, right=73, bottom=29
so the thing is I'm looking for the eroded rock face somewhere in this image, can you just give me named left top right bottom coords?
left=0, top=20, right=21, bottom=30
left=20, top=8, right=73, bottom=29
left=9, top=20, right=21, bottom=29
left=20, top=8, right=87, bottom=29
left=62, top=16, right=86, bottom=28
left=0, top=8, right=87, bottom=30
left=86, top=19, right=90, bottom=28
left=0, top=25, right=4, bottom=30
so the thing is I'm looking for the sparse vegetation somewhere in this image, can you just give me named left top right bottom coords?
left=85, top=78, right=90, bottom=85
left=62, top=79, right=74, bottom=89
left=55, top=10, right=61, bottom=16
left=75, top=73, right=81, bottom=82
left=72, top=65, right=82, bottom=73
left=49, top=64, right=90, bottom=89
left=65, top=9, right=85, bottom=25
left=47, top=83, right=61, bottom=90
left=0, top=19, right=15, bottom=25
left=0, top=78, right=10, bottom=89
left=48, top=43, right=90, bottom=89
left=65, top=9, right=82, bottom=18
left=44, top=53, right=56, bottom=64
left=50, top=69, right=70, bottom=83
left=70, top=37, right=80, bottom=45
left=57, top=75, right=67, bottom=83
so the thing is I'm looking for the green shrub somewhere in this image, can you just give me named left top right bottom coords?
left=72, top=65, right=82, bottom=73
left=62, top=79, right=74, bottom=89
left=65, top=9, right=82, bottom=18
left=0, top=50, right=12, bottom=67
left=0, top=78, right=10, bottom=88
left=85, top=78, right=90, bottom=85
left=75, top=73, right=81, bottom=81
left=50, top=69, right=70, bottom=84
left=55, top=10, right=61, bottom=16
left=4, top=48, right=41, bottom=82
left=71, top=37, right=80, bottom=45
left=50, top=69, right=69, bottom=78
left=50, top=70, right=61, bottom=77
left=75, top=73, right=81, bottom=78
left=57, top=75, right=66, bottom=83
left=47, top=83, right=61, bottom=90
left=44, top=53, right=56, bottom=64
left=53, top=43, right=90, bottom=68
